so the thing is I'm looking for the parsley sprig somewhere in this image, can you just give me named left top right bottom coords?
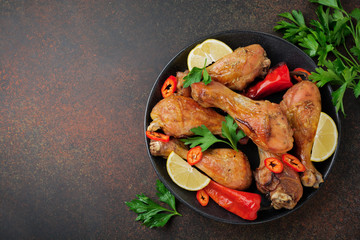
left=125, top=180, right=181, bottom=228
left=181, top=115, right=246, bottom=151
left=183, top=59, right=212, bottom=88
left=274, top=0, right=360, bottom=115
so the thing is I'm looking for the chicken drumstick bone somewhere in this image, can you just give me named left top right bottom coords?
left=254, top=148, right=303, bottom=209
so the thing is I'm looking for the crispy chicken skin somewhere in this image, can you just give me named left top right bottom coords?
left=254, top=148, right=303, bottom=209
left=207, top=44, right=271, bottom=91
left=191, top=81, right=293, bottom=153
left=147, top=95, right=225, bottom=138
left=175, top=70, right=191, bottom=97
left=280, top=81, right=324, bottom=188
left=150, top=139, right=253, bottom=190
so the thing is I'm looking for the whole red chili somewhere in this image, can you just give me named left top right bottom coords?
left=161, top=75, right=177, bottom=98
left=196, top=189, right=209, bottom=207
left=245, top=62, right=292, bottom=99
left=203, top=180, right=261, bottom=220
left=187, top=146, right=203, bottom=165
left=145, top=131, right=170, bottom=142
left=282, top=153, right=306, bottom=172
left=264, top=157, right=284, bottom=173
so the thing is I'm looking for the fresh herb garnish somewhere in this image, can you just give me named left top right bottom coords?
left=125, top=180, right=181, bottom=228
left=221, top=115, right=246, bottom=150
left=183, top=59, right=212, bottom=88
left=274, top=0, right=360, bottom=116
left=181, top=115, right=246, bottom=151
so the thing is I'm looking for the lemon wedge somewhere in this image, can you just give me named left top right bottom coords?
left=187, top=39, right=233, bottom=70
left=166, top=151, right=210, bottom=191
left=311, top=112, right=338, bottom=162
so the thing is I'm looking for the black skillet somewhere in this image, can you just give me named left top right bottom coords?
left=144, top=30, right=341, bottom=224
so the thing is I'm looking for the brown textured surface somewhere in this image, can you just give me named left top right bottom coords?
left=0, top=0, right=359, bottom=239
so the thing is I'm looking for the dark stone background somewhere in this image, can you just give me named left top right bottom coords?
left=0, top=0, right=359, bottom=239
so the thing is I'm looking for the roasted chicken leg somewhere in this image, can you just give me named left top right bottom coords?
left=191, top=81, right=293, bottom=153
left=175, top=70, right=191, bottom=97
left=147, top=95, right=225, bottom=138
left=254, top=148, right=303, bottom=209
left=207, top=44, right=271, bottom=91
left=150, top=139, right=253, bottom=190
left=280, top=81, right=323, bottom=188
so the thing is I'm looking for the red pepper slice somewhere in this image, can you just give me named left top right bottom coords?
left=161, top=75, right=177, bottom=98
left=282, top=153, right=306, bottom=172
left=145, top=131, right=170, bottom=142
left=264, top=157, right=284, bottom=173
left=187, top=146, right=203, bottom=165
left=245, top=62, right=292, bottom=99
left=204, top=180, right=261, bottom=220
left=196, top=189, right=209, bottom=207
left=291, top=68, right=311, bottom=82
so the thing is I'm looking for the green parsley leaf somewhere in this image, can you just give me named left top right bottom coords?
left=332, top=83, right=347, bottom=115
left=274, top=0, right=360, bottom=116
left=299, top=34, right=319, bottom=57
left=274, top=11, right=311, bottom=44
left=310, top=59, right=358, bottom=116
left=221, top=115, right=246, bottom=151
left=310, top=66, right=341, bottom=87
left=181, top=115, right=246, bottom=151
left=354, top=80, right=360, bottom=98
left=350, top=46, right=360, bottom=61
left=183, top=59, right=212, bottom=88
left=202, top=66, right=211, bottom=84
left=156, top=179, right=176, bottom=211
left=125, top=180, right=181, bottom=228
left=181, top=125, right=226, bottom=151
left=350, top=8, right=360, bottom=21
left=309, top=0, right=340, bottom=10
left=327, top=58, right=345, bottom=74
left=350, top=21, right=360, bottom=61
left=183, top=66, right=203, bottom=88
left=279, top=10, right=306, bottom=27
left=142, top=213, right=175, bottom=228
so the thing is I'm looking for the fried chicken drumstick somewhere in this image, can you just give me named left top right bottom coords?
left=150, top=139, right=253, bottom=190
left=191, top=81, right=293, bottom=154
left=280, top=81, right=324, bottom=188
left=147, top=95, right=225, bottom=138
left=207, top=44, right=271, bottom=91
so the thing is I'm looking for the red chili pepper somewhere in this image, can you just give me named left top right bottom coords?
left=245, top=62, right=292, bottom=99
left=203, top=180, right=261, bottom=221
left=282, top=153, right=306, bottom=172
left=264, top=157, right=284, bottom=173
left=161, top=75, right=177, bottom=98
left=196, top=189, right=209, bottom=207
left=145, top=131, right=170, bottom=142
left=291, top=68, right=311, bottom=82
left=187, top=146, right=203, bottom=165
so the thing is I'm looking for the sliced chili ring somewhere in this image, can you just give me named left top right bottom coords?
left=187, top=146, right=203, bottom=165
left=145, top=131, right=170, bottom=142
left=282, top=153, right=306, bottom=172
left=264, top=157, right=283, bottom=173
left=161, top=75, right=177, bottom=98
left=196, top=189, right=209, bottom=207
left=290, top=68, right=311, bottom=82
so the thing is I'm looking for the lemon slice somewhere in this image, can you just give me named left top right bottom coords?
left=187, top=39, right=233, bottom=70
left=311, top=112, right=338, bottom=162
left=166, top=151, right=210, bottom=191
